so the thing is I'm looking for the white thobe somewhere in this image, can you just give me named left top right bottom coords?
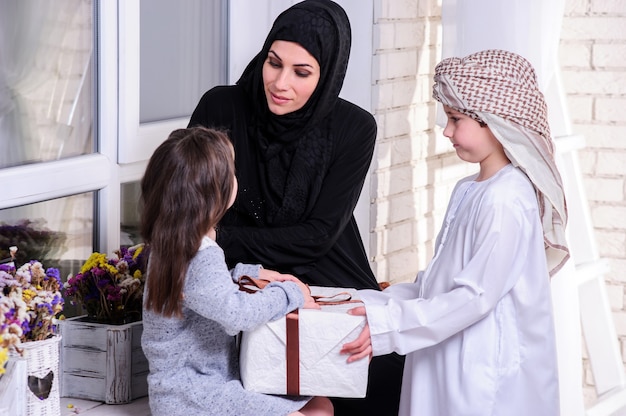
left=361, top=164, right=560, bottom=416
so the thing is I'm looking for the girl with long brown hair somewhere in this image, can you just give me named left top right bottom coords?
left=140, top=127, right=332, bottom=416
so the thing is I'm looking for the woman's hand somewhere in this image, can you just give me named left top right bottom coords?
left=340, top=306, right=372, bottom=363
left=258, top=268, right=284, bottom=282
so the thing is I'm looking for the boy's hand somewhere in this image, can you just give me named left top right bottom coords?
left=341, top=306, right=372, bottom=362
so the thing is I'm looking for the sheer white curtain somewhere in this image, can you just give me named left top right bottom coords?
left=440, top=1, right=584, bottom=415
left=0, top=0, right=51, bottom=166
left=0, top=0, right=92, bottom=169
left=0, top=0, right=94, bottom=265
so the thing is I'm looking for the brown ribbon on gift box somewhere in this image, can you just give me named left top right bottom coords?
left=237, top=276, right=362, bottom=395
left=238, top=275, right=357, bottom=304
left=285, top=309, right=300, bottom=395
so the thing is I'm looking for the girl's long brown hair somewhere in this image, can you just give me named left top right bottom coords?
left=140, top=127, right=235, bottom=318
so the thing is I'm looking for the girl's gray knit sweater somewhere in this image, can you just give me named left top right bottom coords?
left=142, top=236, right=310, bottom=415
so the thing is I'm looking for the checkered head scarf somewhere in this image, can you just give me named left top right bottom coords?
left=432, top=49, right=570, bottom=276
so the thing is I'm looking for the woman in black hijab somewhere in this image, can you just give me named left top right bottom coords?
left=189, top=1, right=404, bottom=414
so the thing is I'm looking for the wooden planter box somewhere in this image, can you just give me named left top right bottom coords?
left=59, top=316, right=148, bottom=404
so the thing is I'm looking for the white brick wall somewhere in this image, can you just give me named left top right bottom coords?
left=371, top=0, right=443, bottom=285
left=560, top=0, right=626, bottom=403
left=371, top=0, right=626, bottom=408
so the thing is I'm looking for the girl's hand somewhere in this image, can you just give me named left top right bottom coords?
left=340, top=306, right=372, bottom=362
left=261, top=270, right=320, bottom=309
left=292, top=278, right=319, bottom=310
left=301, top=292, right=320, bottom=309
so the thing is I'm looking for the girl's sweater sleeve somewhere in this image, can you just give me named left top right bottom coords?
left=183, top=246, right=304, bottom=336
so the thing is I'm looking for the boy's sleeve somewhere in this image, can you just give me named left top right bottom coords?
left=360, top=197, right=535, bottom=357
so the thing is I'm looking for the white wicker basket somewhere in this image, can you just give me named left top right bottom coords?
left=19, top=336, right=61, bottom=416
left=0, top=357, right=28, bottom=416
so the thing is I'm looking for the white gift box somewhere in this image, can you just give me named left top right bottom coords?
left=239, top=286, right=369, bottom=398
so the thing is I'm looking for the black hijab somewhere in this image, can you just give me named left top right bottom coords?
left=236, top=0, right=351, bottom=226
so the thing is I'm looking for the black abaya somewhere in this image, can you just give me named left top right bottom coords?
left=188, top=1, right=404, bottom=414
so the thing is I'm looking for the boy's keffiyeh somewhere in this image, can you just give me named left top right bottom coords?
left=433, top=49, right=570, bottom=276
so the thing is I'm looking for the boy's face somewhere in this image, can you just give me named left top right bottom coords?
left=442, top=105, right=505, bottom=166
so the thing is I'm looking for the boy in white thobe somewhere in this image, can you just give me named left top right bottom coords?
left=342, top=49, right=570, bottom=416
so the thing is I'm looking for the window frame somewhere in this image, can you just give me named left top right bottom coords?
left=1, top=0, right=374, bottom=258
left=0, top=0, right=208, bottom=254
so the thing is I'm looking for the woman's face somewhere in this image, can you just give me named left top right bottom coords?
left=262, top=40, right=320, bottom=115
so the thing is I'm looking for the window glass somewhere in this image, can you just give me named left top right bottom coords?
left=0, top=0, right=94, bottom=169
left=0, top=193, right=94, bottom=316
left=139, top=0, right=227, bottom=123
left=121, top=181, right=142, bottom=246
left=0, top=193, right=94, bottom=266
left=0, top=192, right=95, bottom=317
